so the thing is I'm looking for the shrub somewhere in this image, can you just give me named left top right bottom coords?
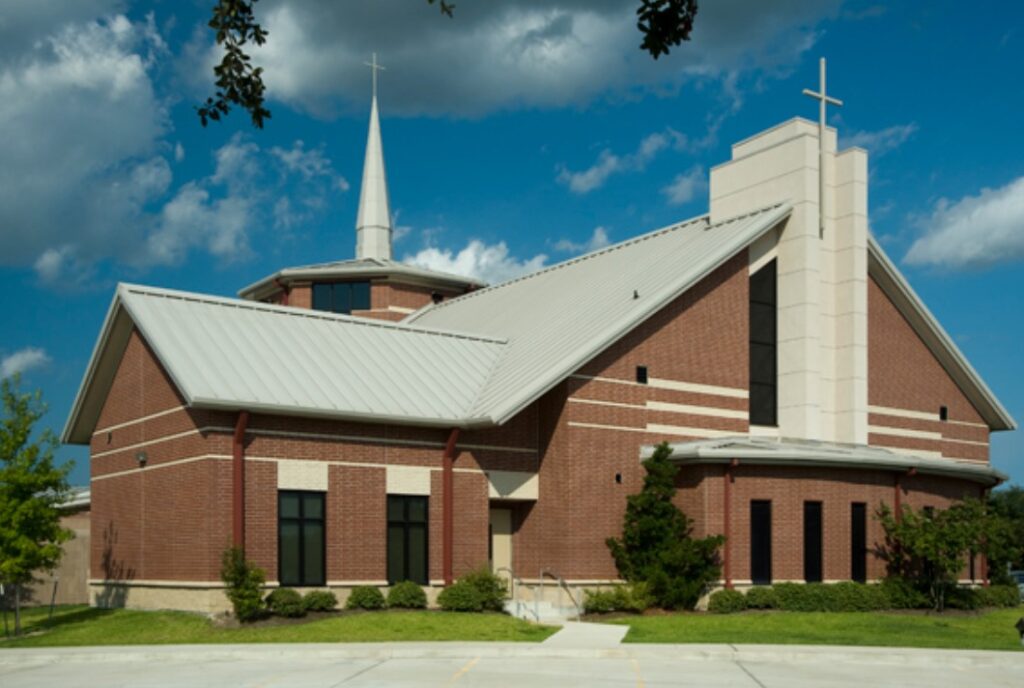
left=583, top=588, right=619, bottom=614
left=220, top=546, right=266, bottom=622
left=828, top=582, right=889, bottom=611
left=744, top=586, right=777, bottom=610
left=583, top=583, right=653, bottom=615
left=387, top=581, right=428, bottom=609
left=708, top=589, right=746, bottom=614
left=266, top=588, right=305, bottom=617
left=458, top=568, right=508, bottom=612
left=438, top=581, right=484, bottom=612
left=302, top=590, right=338, bottom=612
left=976, top=584, right=1022, bottom=608
left=606, top=442, right=724, bottom=610
left=346, top=586, right=386, bottom=610
left=880, top=576, right=930, bottom=610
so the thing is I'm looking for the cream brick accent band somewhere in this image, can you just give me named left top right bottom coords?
left=91, top=454, right=228, bottom=481
left=568, top=421, right=734, bottom=439
left=868, top=425, right=942, bottom=441
left=646, top=400, right=748, bottom=420
left=648, top=377, right=749, bottom=399
left=386, top=465, right=431, bottom=495
left=93, top=405, right=188, bottom=436
left=869, top=405, right=988, bottom=429
left=278, top=459, right=329, bottom=491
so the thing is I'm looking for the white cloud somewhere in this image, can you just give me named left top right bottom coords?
left=553, top=227, right=611, bottom=253
left=662, top=166, right=707, bottom=205
left=904, top=176, right=1024, bottom=269
left=181, top=0, right=841, bottom=117
left=557, top=129, right=685, bottom=194
left=404, top=240, right=548, bottom=284
left=840, top=123, right=918, bottom=156
left=1, top=347, right=50, bottom=379
left=174, top=142, right=185, bottom=162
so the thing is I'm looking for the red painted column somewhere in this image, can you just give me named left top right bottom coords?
left=232, top=411, right=250, bottom=549
left=723, top=459, right=738, bottom=589
left=442, top=428, right=460, bottom=586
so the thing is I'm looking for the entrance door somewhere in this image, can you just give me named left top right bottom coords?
left=489, top=508, right=512, bottom=577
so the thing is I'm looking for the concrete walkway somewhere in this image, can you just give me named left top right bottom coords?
left=542, top=620, right=629, bottom=648
left=2, top=642, right=1022, bottom=687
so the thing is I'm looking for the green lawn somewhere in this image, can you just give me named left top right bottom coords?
left=609, top=608, right=1024, bottom=651
left=0, top=606, right=556, bottom=648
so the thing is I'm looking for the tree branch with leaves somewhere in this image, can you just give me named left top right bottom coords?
left=0, top=376, right=73, bottom=636
left=199, top=0, right=699, bottom=129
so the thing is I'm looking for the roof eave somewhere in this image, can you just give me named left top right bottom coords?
left=646, top=440, right=1006, bottom=487
left=190, top=396, right=495, bottom=430
left=867, top=236, right=1017, bottom=432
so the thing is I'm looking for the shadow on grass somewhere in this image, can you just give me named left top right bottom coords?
left=2, top=606, right=117, bottom=641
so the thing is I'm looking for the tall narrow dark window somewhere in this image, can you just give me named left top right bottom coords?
left=278, top=491, right=325, bottom=586
left=749, top=260, right=777, bottom=426
left=804, top=501, right=823, bottom=583
left=851, top=502, right=867, bottom=583
left=387, top=496, right=429, bottom=584
left=312, top=281, right=371, bottom=314
left=750, top=500, right=773, bottom=585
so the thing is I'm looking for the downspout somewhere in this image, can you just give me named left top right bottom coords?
left=723, top=459, right=738, bottom=590
left=232, top=411, right=250, bottom=549
left=442, top=427, right=460, bottom=586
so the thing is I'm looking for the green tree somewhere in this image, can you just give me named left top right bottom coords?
left=198, top=0, right=699, bottom=129
left=606, top=441, right=723, bottom=610
left=876, top=499, right=1017, bottom=612
left=0, top=376, right=73, bottom=636
left=988, top=485, right=1024, bottom=573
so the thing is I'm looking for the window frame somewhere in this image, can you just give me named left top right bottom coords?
left=386, top=495, right=429, bottom=585
left=277, top=490, right=326, bottom=587
left=749, top=259, right=778, bottom=426
left=311, top=281, right=372, bottom=315
left=750, top=499, right=773, bottom=585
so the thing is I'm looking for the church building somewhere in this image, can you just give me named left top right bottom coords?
left=63, top=67, right=1015, bottom=613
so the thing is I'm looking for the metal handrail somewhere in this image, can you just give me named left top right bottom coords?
left=495, top=566, right=537, bottom=622
left=539, top=568, right=582, bottom=621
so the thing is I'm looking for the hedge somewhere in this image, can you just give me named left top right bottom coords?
left=438, top=580, right=484, bottom=612
left=708, top=589, right=746, bottom=614
left=583, top=583, right=653, bottom=614
left=302, top=590, right=338, bottom=612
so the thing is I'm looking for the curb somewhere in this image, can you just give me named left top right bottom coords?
left=1, top=643, right=1022, bottom=668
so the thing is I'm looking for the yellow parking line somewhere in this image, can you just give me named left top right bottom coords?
left=630, top=658, right=645, bottom=688
left=447, top=656, right=480, bottom=686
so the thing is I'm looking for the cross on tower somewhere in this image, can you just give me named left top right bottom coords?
left=364, top=52, right=386, bottom=100
left=803, top=57, right=843, bottom=238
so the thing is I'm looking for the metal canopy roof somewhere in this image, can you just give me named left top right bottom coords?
left=238, top=257, right=485, bottom=301
left=645, top=436, right=1007, bottom=486
left=409, top=204, right=793, bottom=424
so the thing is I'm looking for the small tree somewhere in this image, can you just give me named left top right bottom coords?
left=606, top=442, right=724, bottom=609
left=877, top=498, right=1016, bottom=612
left=0, top=376, right=72, bottom=636
left=220, top=546, right=266, bottom=621
left=988, top=485, right=1024, bottom=575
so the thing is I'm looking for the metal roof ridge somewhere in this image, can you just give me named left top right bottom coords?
left=117, top=283, right=508, bottom=345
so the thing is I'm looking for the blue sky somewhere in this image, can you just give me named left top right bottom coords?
left=1, top=1, right=1021, bottom=487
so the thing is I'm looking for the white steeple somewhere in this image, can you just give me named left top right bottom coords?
left=355, top=53, right=392, bottom=260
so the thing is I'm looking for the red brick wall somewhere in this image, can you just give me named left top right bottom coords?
left=868, top=276, right=990, bottom=460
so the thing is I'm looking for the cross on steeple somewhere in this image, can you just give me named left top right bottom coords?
left=364, top=52, right=386, bottom=101
left=803, top=57, right=843, bottom=238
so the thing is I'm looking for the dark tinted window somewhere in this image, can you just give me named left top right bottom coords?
left=278, top=491, right=325, bottom=586
left=311, top=282, right=371, bottom=314
left=387, top=495, right=429, bottom=585
left=749, top=260, right=777, bottom=426
left=851, top=502, right=867, bottom=583
left=751, top=500, right=772, bottom=585
left=804, top=501, right=823, bottom=583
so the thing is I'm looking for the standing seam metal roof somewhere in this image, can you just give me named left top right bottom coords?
left=410, top=204, right=793, bottom=423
